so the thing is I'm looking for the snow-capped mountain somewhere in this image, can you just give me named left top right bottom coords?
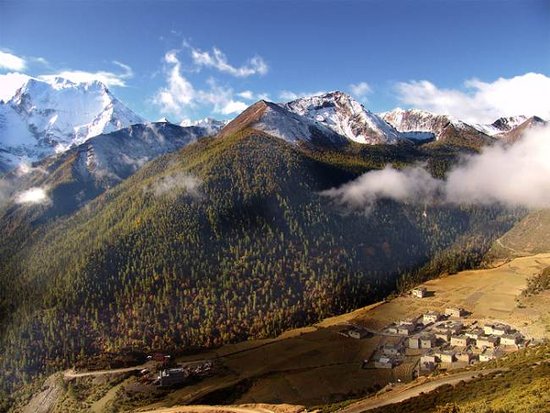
left=380, top=108, right=496, bottom=149
left=473, top=116, right=529, bottom=136
left=0, top=77, right=144, bottom=172
left=70, top=122, right=205, bottom=183
left=283, top=91, right=403, bottom=144
left=495, top=116, right=546, bottom=143
left=6, top=122, right=206, bottom=219
left=218, top=100, right=347, bottom=146
left=180, top=117, right=228, bottom=136
left=380, top=108, right=460, bottom=139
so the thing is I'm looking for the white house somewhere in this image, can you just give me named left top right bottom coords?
left=445, top=307, right=466, bottom=318
left=408, top=336, right=420, bottom=349
left=450, top=335, right=470, bottom=347
left=420, top=334, right=436, bottom=349
left=423, top=311, right=441, bottom=324
left=411, top=287, right=427, bottom=298
left=476, top=335, right=500, bottom=349
left=375, top=356, right=396, bottom=369
left=501, top=333, right=522, bottom=346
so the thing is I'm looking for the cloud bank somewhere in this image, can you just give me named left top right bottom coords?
left=396, top=73, right=550, bottom=124
left=39, top=61, right=133, bottom=88
left=0, top=50, right=26, bottom=71
left=323, top=124, right=550, bottom=211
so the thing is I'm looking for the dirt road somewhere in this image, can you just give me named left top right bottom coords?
left=63, top=363, right=152, bottom=378
left=338, top=368, right=504, bottom=413
left=138, top=404, right=307, bottom=413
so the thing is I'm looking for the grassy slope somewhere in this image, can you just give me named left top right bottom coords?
left=487, top=209, right=550, bottom=259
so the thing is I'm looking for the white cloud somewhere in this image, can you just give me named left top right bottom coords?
left=0, top=50, right=26, bottom=71
left=147, top=172, right=202, bottom=199
left=221, top=100, right=248, bottom=115
left=444, top=124, right=550, bottom=208
left=153, top=51, right=248, bottom=117
left=39, top=61, right=134, bottom=87
left=237, top=90, right=270, bottom=101
left=190, top=46, right=268, bottom=77
left=349, top=82, right=372, bottom=101
left=322, top=165, right=439, bottom=213
left=0, top=72, right=32, bottom=101
left=15, top=187, right=51, bottom=205
left=238, top=90, right=254, bottom=100
left=279, top=90, right=326, bottom=102
left=154, top=51, right=195, bottom=115
left=323, top=123, right=550, bottom=210
left=396, top=73, right=550, bottom=124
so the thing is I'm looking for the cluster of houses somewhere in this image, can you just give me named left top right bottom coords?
left=370, top=305, right=524, bottom=371
left=418, top=319, right=523, bottom=371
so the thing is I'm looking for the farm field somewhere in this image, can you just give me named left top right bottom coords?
left=351, top=253, right=550, bottom=339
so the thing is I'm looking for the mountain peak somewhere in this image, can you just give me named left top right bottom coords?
left=473, top=115, right=529, bottom=136
left=283, top=91, right=403, bottom=144
left=179, top=117, right=228, bottom=135
left=1, top=76, right=144, bottom=172
left=218, top=99, right=347, bottom=146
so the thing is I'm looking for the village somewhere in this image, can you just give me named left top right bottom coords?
left=342, top=286, right=527, bottom=376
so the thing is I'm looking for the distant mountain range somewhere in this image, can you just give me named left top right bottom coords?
left=1, top=78, right=545, bottom=175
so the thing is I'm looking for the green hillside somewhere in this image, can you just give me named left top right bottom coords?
left=487, top=208, right=550, bottom=259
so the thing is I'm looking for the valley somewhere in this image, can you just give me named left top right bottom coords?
left=13, top=252, right=548, bottom=412
left=0, top=78, right=548, bottom=413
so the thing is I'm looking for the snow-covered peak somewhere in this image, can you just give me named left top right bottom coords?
left=282, top=91, right=403, bottom=144
left=9, top=77, right=144, bottom=147
left=380, top=108, right=473, bottom=141
left=0, top=77, right=145, bottom=171
left=218, top=100, right=346, bottom=146
left=473, top=115, right=528, bottom=136
left=180, top=117, right=228, bottom=135
left=156, top=117, right=172, bottom=123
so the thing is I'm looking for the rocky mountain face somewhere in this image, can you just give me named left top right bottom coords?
left=0, top=77, right=144, bottom=172
left=491, top=116, right=546, bottom=143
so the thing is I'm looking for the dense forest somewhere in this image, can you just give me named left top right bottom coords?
left=0, top=129, right=523, bottom=401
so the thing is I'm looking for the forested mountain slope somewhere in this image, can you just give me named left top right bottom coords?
left=0, top=129, right=521, bottom=397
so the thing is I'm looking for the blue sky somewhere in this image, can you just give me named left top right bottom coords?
left=1, top=0, right=549, bottom=123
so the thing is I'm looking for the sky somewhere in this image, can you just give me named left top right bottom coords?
left=0, top=0, right=549, bottom=123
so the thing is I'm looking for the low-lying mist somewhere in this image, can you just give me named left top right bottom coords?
left=323, top=124, right=550, bottom=211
